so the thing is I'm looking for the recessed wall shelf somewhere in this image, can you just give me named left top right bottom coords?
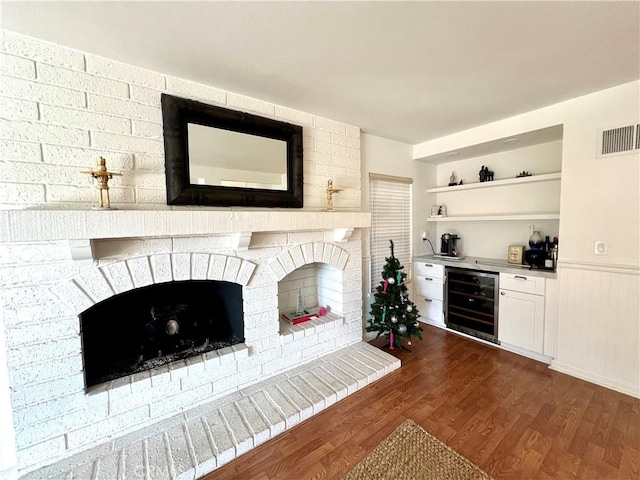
left=427, top=172, right=561, bottom=194
left=427, top=213, right=560, bottom=222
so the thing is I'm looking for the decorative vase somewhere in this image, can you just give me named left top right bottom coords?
left=528, top=230, right=544, bottom=250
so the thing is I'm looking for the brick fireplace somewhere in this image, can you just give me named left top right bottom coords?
left=0, top=210, right=404, bottom=478
left=0, top=30, right=401, bottom=478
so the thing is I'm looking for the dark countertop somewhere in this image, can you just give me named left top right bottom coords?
left=414, top=255, right=557, bottom=279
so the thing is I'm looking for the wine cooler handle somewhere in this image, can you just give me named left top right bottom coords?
left=514, top=275, right=528, bottom=280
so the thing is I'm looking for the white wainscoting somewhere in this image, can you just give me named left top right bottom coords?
left=551, top=263, right=640, bottom=398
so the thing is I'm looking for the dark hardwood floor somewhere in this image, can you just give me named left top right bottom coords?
left=206, top=325, right=640, bottom=479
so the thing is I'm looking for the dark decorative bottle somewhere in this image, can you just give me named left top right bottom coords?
left=528, top=230, right=544, bottom=249
left=525, top=230, right=545, bottom=267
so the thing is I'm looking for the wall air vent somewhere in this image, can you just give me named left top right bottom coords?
left=598, top=124, right=640, bottom=158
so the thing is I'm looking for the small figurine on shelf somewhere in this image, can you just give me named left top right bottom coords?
left=81, top=156, right=122, bottom=209
left=516, top=171, right=532, bottom=178
left=448, top=171, right=457, bottom=186
left=486, top=167, right=494, bottom=181
left=479, top=166, right=494, bottom=182
left=325, top=179, right=343, bottom=211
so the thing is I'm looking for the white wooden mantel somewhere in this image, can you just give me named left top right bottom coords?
left=0, top=210, right=370, bottom=263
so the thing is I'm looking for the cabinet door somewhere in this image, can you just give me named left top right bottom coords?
left=498, top=290, right=544, bottom=353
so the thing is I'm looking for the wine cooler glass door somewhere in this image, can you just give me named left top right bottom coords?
left=445, top=268, right=499, bottom=343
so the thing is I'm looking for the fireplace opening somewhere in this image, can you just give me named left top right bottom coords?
left=80, top=280, right=244, bottom=388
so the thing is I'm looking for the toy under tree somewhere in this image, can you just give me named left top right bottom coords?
left=367, top=240, right=422, bottom=350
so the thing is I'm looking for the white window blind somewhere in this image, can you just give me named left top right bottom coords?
left=369, top=173, right=413, bottom=292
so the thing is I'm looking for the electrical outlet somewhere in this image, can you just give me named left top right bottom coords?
left=594, top=240, right=608, bottom=255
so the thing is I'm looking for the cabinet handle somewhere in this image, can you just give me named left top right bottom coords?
left=424, top=277, right=433, bottom=281
left=424, top=263, right=434, bottom=267
left=514, top=275, right=528, bottom=280
left=424, top=298, right=432, bottom=302
left=500, top=291, right=505, bottom=295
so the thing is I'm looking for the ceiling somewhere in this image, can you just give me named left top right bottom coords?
left=1, top=1, right=639, bottom=145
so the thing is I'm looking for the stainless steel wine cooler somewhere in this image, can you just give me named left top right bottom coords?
left=445, top=267, right=499, bottom=343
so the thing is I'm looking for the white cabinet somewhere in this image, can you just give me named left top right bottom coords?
left=498, top=273, right=545, bottom=356
left=413, top=262, right=445, bottom=327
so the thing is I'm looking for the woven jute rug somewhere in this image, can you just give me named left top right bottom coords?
left=342, top=419, right=493, bottom=480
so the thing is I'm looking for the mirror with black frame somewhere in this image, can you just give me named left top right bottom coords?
left=161, top=93, right=304, bottom=207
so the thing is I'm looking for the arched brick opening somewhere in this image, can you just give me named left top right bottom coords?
left=50, top=254, right=256, bottom=387
left=270, top=243, right=349, bottom=316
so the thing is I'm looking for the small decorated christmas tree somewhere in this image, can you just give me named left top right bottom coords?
left=367, top=240, right=422, bottom=350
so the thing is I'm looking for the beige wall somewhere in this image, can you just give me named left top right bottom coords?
left=361, top=133, right=435, bottom=264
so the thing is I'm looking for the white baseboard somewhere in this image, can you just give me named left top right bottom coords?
left=499, top=342, right=552, bottom=364
left=418, top=318, right=446, bottom=329
left=550, top=361, right=640, bottom=398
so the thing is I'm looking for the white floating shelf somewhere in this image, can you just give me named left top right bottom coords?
left=427, top=213, right=560, bottom=222
left=427, top=172, right=561, bottom=194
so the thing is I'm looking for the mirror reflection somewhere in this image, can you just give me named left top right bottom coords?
left=188, top=124, right=287, bottom=191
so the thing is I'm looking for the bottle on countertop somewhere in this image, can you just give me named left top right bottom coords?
left=551, top=237, right=559, bottom=269
left=296, top=289, right=304, bottom=315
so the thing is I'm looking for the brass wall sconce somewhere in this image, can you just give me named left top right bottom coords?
left=81, top=157, right=122, bottom=209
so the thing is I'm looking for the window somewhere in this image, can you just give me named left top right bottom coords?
left=369, top=173, right=413, bottom=292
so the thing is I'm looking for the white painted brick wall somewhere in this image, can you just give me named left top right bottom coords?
left=0, top=310, right=17, bottom=478
left=0, top=30, right=360, bottom=211
left=36, top=63, right=129, bottom=97
left=165, top=76, right=226, bottom=105
left=1, top=118, right=89, bottom=146
left=0, top=75, right=86, bottom=108
left=0, top=52, right=35, bottom=78
left=85, top=54, right=164, bottom=89
left=1, top=31, right=83, bottom=70
left=0, top=27, right=367, bottom=476
left=0, top=139, right=41, bottom=163
left=0, top=96, right=38, bottom=120
left=41, top=104, right=132, bottom=134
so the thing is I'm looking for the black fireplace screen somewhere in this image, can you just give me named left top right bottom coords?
left=80, top=280, right=244, bottom=388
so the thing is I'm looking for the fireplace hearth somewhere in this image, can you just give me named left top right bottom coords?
left=80, top=280, right=244, bottom=388
left=0, top=211, right=372, bottom=476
